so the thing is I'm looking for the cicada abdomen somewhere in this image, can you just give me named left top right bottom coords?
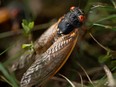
left=20, top=29, right=79, bottom=87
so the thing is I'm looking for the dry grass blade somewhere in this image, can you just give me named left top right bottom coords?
left=91, top=4, right=105, bottom=10
left=77, top=72, right=84, bottom=87
left=103, top=65, right=116, bottom=87
left=89, top=33, right=110, bottom=52
left=111, top=0, right=116, bottom=8
left=0, top=76, right=13, bottom=86
left=77, top=62, right=95, bottom=87
left=59, top=74, right=75, bottom=87
left=93, top=23, right=116, bottom=30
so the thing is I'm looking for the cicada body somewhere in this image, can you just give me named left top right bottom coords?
left=11, top=6, right=85, bottom=87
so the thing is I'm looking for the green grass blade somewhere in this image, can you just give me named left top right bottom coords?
left=0, top=63, right=19, bottom=87
left=95, top=15, right=116, bottom=23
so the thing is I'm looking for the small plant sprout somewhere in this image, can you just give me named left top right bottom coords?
left=22, top=42, right=34, bottom=52
left=22, top=19, right=34, bottom=35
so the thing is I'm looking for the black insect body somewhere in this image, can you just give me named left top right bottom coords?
left=58, top=6, right=84, bottom=34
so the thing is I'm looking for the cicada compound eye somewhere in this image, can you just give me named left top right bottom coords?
left=70, top=6, right=75, bottom=11
left=78, top=15, right=85, bottom=22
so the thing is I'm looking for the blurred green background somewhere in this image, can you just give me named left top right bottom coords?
left=0, top=0, right=116, bottom=87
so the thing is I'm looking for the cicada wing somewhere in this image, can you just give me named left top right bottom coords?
left=34, top=22, right=58, bottom=54
left=20, top=29, right=79, bottom=87
left=11, top=22, right=59, bottom=80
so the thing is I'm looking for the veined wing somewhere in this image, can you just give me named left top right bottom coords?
left=11, top=22, right=58, bottom=80
left=20, top=29, right=79, bottom=87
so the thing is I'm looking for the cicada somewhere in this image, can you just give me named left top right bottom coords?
left=12, top=6, right=85, bottom=87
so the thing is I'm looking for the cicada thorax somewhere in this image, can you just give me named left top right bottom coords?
left=20, top=29, right=79, bottom=87
left=58, top=7, right=84, bottom=34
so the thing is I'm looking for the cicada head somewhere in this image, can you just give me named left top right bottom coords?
left=70, top=6, right=85, bottom=23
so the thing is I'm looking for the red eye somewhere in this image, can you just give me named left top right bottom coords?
left=70, top=6, right=75, bottom=11
left=78, top=15, right=85, bottom=22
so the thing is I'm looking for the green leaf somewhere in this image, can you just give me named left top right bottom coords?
left=22, top=19, right=28, bottom=25
left=28, top=22, right=34, bottom=30
left=22, top=23, right=30, bottom=33
left=22, top=42, right=34, bottom=51
left=22, top=19, right=34, bottom=35
left=111, top=28, right=116, bottom=31
left=22, top=44, right=32, bottom=49
left=98, top=54, right=112, bottom=63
